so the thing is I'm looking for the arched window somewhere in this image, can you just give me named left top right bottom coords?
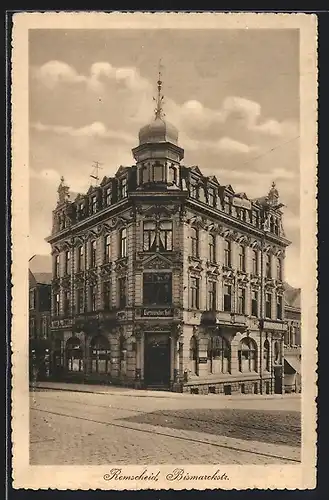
left=208, top=335, right=230, bottom=374
left=90, top=335, right=111, bottom=374
left=66, top=337, right=83, bottom=372
left=263, top=339, right=270, bottom=371
left=238, top=338, right=257, bottom=372
left=189, top=336, right=198, bottom=374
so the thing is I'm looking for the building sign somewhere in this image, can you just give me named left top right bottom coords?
left=199, top=357, right=208, bottom=364
left=232, top=197, right=251, bottom=210
left=51, top=318, right=73, bottom=328
left=262, top=320, right=287, bottom=332
left=141, top=308, right=174, bottom=317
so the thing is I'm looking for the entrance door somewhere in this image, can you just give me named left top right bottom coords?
left=274, top=366, right=283, bottom=394
left=144, top=333, right=170, bottom=387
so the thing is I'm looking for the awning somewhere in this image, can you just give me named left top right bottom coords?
left=284, top=356, right=301, bottom=374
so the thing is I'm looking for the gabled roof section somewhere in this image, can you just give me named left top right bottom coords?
left=208, top=175, right=220, bottom=186
left=189, top=166, right=204, bottom=177
left=224, top=184, right=235, bottom=195
left=115, top=165, right=129, bottom=178
left=235, top=192, right=249, bottom=200
left=100, top=175, right=111, bottom=187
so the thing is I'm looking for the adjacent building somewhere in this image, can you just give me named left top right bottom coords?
left=284, top=285, right=301, bottom=392
left=46, top=76, right=291, bottom=394
left=29, top=269, right=52, bottom=380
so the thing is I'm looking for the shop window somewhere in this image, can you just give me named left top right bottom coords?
left=263, top=339, right=270, bottom=371
left=189, top=336, right=198, bottom=374
left=66, top=337, right=83, bottom=372
left=90, top=335, right=111, bottom=374
left=208, top=335, right=230, bottom=374
left=238, top=338, right=257, bottom=372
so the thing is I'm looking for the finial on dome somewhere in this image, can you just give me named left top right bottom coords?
left=153, top=59, right=165, bottom=119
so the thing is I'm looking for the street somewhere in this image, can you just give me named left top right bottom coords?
left=30, top=384, right=301, bottom=465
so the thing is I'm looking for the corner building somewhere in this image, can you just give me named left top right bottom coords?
left=47, top=82, right=290, bottom=394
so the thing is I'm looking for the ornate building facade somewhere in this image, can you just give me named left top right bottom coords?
left=283, top=285, right=301, bottom=393
left=46, top=76, right=290, bottom=394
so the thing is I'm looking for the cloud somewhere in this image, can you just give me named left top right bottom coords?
left=31, top=60, right=86, bottom=89
left=31, top=121, right=135, bottom=143
left=217, top=137, right=256, bottom=154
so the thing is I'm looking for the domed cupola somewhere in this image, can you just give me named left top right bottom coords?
left=132, top=68, right=184, bottom=190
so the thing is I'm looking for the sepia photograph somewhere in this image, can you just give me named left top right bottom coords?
left=11, top=12, right=317, bottom=490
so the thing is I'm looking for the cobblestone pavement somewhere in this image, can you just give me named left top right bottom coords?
left=30, top=387, right=301, bottom=465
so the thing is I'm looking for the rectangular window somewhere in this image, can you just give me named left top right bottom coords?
left=238, top=245, right=246, bottom=271
left=29, top=318, right=36, bottom=339
left=143, top=221, right=156, bottom=251
left=143, top=272, right=172, bottom=305
left=65, top=250, right=71, bottom=275
left=209, top=233, right=216, bottom=262
left=207, top=281, right=217, bottom=310
left=118, top=177, right=127, bottom=200
left=91, top=195, right=97, bottom=214
left=120, top=228, right=127, bottom=257
left=224, top=240, right=231, bottom=267
left=238, top=287, right=245, bottom=314
left=103, top=281, right=111, bottom=310
left=77, top=288, right=84, bottom=314
left=63, top=290, right=70, bottom=315
left=208, top=187, right=216, bottom=207
left=251, top=290, right=258, bottom=316
left=252, top=210, right=259, bottom=227
left=190, top=183, right=199, bottom=199
left=54, top=293, right=60, bottom=316
left=90, top=285, right=97, bottom=312
left=105, top=187, right=111, bottom=206
left=277, top=258, right=282, bottom=280
left=118, top=277, right=127, bottom=308
left=104, top=235, right=111, bottom=263
left=159, top=221, right=173, bottom=251
left=223, top=284, right=232, bottom=312
left=252, top=250, right=258, bottom=275
left=77, top=246, right=84, bottom=271
left=190, top=277, right=200, bottom=309
left=277, top=294, right=283, bottom=319
left=90, top=240, right=97, bottom=268
left=266, top=254, right=272, bottom=278
left=29, top=290, right=35, bottom=310
left=191, top=227, right=199, bottom=258
left=54, top=254, right=60, bottom=278
left=265, top=293, right=272, bottom=318
left=224, top=196, right=231, bottom=214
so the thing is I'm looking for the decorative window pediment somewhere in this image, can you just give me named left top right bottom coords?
left=250, top=239, right=261, bottom=250
left=208, top=222, right=224, bottom=235
left=97, top=223, right=111, bottom=236
left=236, top=234, right=250, bottom=246
left=142, top=253, right=173, bottom=270
left=189, top=215, right=208, bottom=230
left=109, top=216, right=128, bottom=230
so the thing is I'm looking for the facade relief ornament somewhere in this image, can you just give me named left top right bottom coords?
left=115, top=258, right=128, bottom=273
left=189, top=215, right=208, bottom=230
left=61, top=275, right=71, bottom=290
left=100, top=262, right=112, bottom=277
left=85, top=269, right=98, bottom=285
left=110, top=216, right=128, bottom=230
left=207, top=222, right=224, bottom=235
left=143, top=254, right=173, bottom=270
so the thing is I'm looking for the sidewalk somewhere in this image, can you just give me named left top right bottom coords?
left=31, top=381, right=301, bottom=401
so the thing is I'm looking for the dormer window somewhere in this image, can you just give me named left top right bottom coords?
left=190, top=182, right=199, bottom=199
left=118, top=177, right=127, bottom=200
left=91, top=195, right=97, bottom=214
left=105, top=187, right=111, bottom=206
left=208, top=187, right=216, bottom=207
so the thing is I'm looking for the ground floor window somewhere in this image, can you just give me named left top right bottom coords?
left=90, top=335, right=111, bottom=374
left=208, top=335, right=230, bottom=374
left=238, top=337, right=257, bottom=372
left=263, top=339, right=270, bottom=371
left=189, top=336, right=198, bottom=374
left=66, top=337, right=84, bottom=372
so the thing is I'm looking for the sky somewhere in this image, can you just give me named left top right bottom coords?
left=29, top=28, right=300, bottom=286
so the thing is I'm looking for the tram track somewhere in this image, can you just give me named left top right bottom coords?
left=30, top=404, right=301, bottom=464
left=31, top=392, right=301, bottom=440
